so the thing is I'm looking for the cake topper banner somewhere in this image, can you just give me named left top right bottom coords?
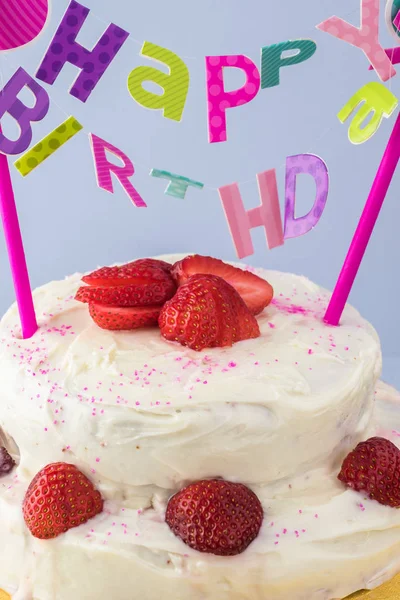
left=0, top=0, right=399, bottom=338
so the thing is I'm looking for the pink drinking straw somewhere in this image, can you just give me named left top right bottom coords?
left=0, top=151, right=38, bottom=338
left=325, top=111, right=400, bottom=326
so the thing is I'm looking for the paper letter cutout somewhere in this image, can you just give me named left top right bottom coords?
left=338, top=82, right=398, bottom=144
left=0, top=0, right=49, bottom=51
left=284, top=155, right=329, bottom=241
left=317, top=0, right=396, bottom=82
left=0, top=67, right=49, bottom=155
left=206, top=55, right=261, bottom=144
left=127, top=42, right=189, bottom=122
left=218, top=170, right=283, bottom=259
left=369, top=48, right=400, bottom=70
left=36, top=0, right=129, bottom=103
left=150, top=169, right=204, bottom=199
left=90, top=134, right=146, bottom=207
left=261, top=40, right=317, bottom=88
left=14, top=117, right=83, bottom=177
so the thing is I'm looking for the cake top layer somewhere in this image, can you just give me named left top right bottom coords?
left=0, top=256, right=382, bottom=498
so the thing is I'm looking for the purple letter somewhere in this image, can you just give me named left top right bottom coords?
left=36, top=0, right=129, bottom=103
left=284, top=154, right=329, bottom=240
left=0, top=67, right=49, bottom=155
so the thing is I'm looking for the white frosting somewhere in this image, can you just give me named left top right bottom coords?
left=0, top=255, right=399, bottom=600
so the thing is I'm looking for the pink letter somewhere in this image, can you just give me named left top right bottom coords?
left=90, top=134, right=146, bottom=208
left=317, top=0, right=396, bottom=82
left=284, top=154, right=329, bottom=240
left=206, top=55, right=260, bottom=144
left=369, top=48, right=400, bottom=69
left=218, top=169, right=283, bottom=259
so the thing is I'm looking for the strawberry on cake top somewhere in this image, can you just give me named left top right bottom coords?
left=0, top=254, right=400, bottom=600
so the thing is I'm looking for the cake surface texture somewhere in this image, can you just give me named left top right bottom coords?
left=1, top=255, right=400, bottom=600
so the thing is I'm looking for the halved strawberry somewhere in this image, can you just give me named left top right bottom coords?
left=172, top=255, right=273, bottom=315
left=131, top=258, right=172, bottom=273
left=23, top=463, right=103, bottom=540
left=166, top=479, right=263, bottom=556
left=89, top=304, right=161, bottom=331
left=77, top=261, right=176, bottom=307
left=76, top=278, right=176, bottom=307
left=82, top=262, right=172, bottom=288
left=159, top=274, right=260, bottom=351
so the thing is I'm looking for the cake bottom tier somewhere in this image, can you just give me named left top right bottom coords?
left=0, top=574, right=398, bottom=599
left=1, top=382, right=400, bottom=600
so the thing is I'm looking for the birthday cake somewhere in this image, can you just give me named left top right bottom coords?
left=1, top=254, right=400, bottom=600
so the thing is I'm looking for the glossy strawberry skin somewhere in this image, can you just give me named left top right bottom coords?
left=132, top=258, right=172, bottom=273
left=76, top=278, right=176, bottom=307
left=23, top=463, right=103, bottom=540
left=89, top=304, right=161, bottom=331
left=82, top=262, right=172, bottom=288
left=166, top=479, right=263, bottom=556
left=172, top=255, right=273, bottom=315
left=338, top=437, right=400, bottom=508
left=159, top=274, right=260, bottom=351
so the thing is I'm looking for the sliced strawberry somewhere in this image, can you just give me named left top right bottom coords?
left=159, top=274, right=260, bottom=351
left=76, top=276, right=176, bottom=307
left=131, top=258, right=172, bottom=273
left=82, top=262, right=173, bottom=288
left=172, top=255, right=273, bottom=315
left=89, top=304, right=161, bottom=331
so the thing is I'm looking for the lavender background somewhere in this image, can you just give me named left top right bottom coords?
left=0, top=0, right=399, bottom=385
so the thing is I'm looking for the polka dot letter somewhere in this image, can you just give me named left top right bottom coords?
left=14, top=116, right=83, bottom=176
left=317, top=0, right=396, bottom=82
left=284, top=154, right=329, bottom=240
left=205, top=55, right=260, bottom=143
left=35, top=0, right=129, bottom=103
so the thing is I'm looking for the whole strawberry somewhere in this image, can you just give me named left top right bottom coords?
left=159, top=274, right=260, bottom=351
left=0, top=446, right=15, bottom=476
left=165, top=479, right=263, bottom=556
left=23, top=463, right=103, bottom=539
left=338, top=437, right=400, bottom=507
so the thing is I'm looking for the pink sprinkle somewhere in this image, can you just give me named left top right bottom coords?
left=268, top=322, right=275, bottom=329
left=344, top=346, right=349, bottom=351
left=283, top=528, right=287, bottom=534
left=314, top=514, right=319, bottom=519
left=308, top=349, right=313, bottom=355
left=95, top=458, right=100, bottom=463
left=299, top=509, right=302, bottom=514
left=228, top=361, right=236, bottom=368
left=269, top=521, right=274, bottom=527
left=302, top=529, right=306, bottom=533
